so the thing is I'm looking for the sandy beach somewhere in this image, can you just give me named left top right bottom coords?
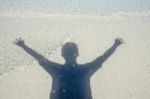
left=0, top=14, right=150, bottom=99
left=0, top=0, right=150, bottom=98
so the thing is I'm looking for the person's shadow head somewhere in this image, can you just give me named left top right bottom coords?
left=61, top=42, right=79, bottom=65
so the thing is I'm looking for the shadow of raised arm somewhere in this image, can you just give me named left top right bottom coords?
left=14, top=38, right=59, bottom=74
left=84, top=38, right=124, bottom=75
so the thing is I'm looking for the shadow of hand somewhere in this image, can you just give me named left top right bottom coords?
left=14, top=37, right=25, bottom=47
left=115, top=37, right=124, bottom=46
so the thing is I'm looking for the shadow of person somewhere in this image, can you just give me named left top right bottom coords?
left=14, top=37, right=124, bottom=99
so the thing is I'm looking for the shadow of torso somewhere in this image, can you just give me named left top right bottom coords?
left=45, top=63, right=93, bottom=99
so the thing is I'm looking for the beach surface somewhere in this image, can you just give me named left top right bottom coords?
left=0, top=13, right=150, bottom=99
